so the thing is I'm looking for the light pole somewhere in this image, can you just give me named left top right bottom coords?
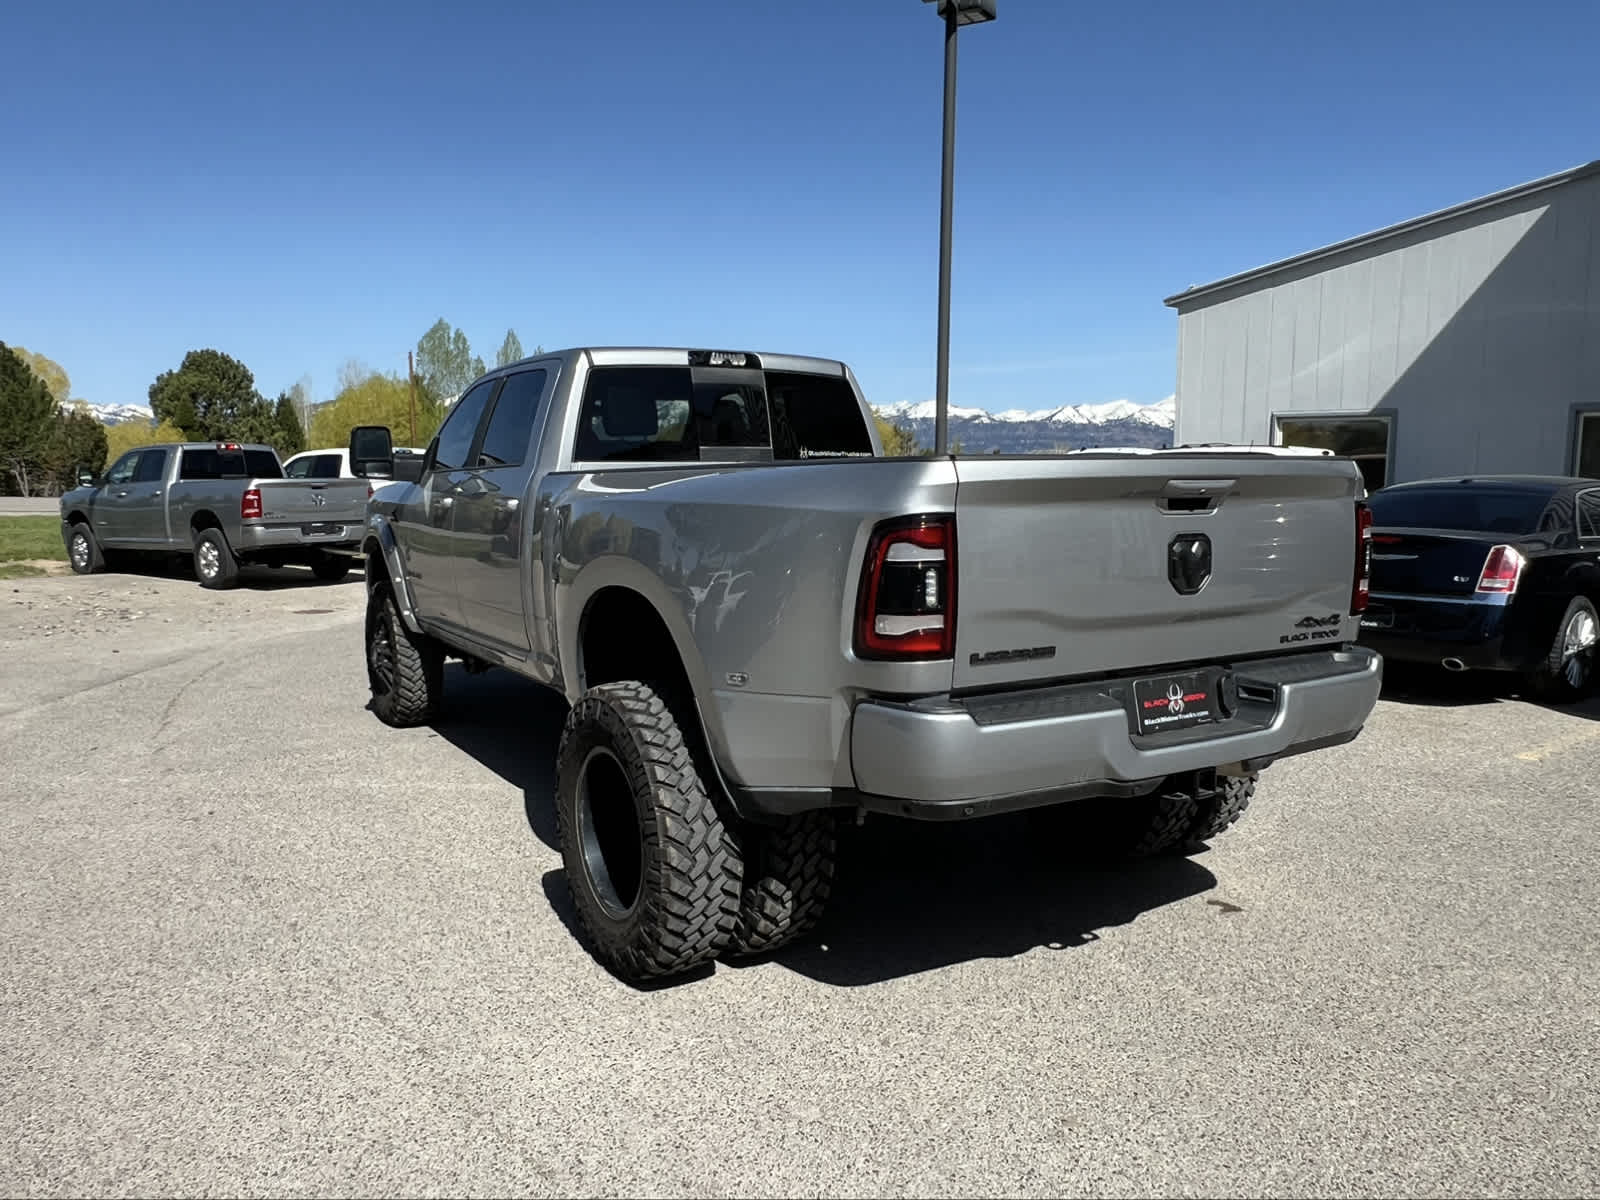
left=922, top=0, right=996, bottom=457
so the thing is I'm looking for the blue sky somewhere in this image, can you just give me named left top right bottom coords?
left=5, top=0, right=1599, bottom=417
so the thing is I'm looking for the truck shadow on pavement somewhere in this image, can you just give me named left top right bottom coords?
left=740, top=815, right=1218, bottom=987
left=428, top=664, right=567, bottom=849
left=429, top=667, right=1219, bottom=988
left=1380, top=662, right=1600, bottom=722
left=100, top=554, right=364, bottom=591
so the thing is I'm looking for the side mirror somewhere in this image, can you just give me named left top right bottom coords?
left=348, top=425, right=394, bottom=479
left=76, top=465, right=96, bottom=487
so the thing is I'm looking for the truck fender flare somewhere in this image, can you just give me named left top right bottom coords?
left=363, top=516, right=423, bottom=634
left=557, top=558, right=737, bottom=782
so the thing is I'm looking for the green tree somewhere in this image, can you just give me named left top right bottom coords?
left=416, top=318, right=486, bottom=401
left=105, top=417, right=186, bottom=461
left=44, top=404, right=108, bottom=491
left=273, top=391, right=306, bottom=456
left=11, top=347, right=73, bottom=408
left=148, top=348, right=274, bottom=441
left=495, top=328, right=525, bottom=368
left=309, top=369, right=445, bottom=450
left=874, top=414, right=923, bottom=457
left=0, top=342, right=59, bottom=495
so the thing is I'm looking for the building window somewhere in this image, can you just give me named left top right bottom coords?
left=1275, top=414, right=1392, bottom=492
left=1576, top=411, right=1600, bottom=479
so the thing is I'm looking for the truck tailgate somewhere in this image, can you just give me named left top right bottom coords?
left=253, top=478, right=369, bottom=529
left=950, top=455, right=1364, bottom=690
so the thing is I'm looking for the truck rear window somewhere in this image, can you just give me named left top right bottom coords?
left=766, top=372, right=874, bottom=458
left=1367, top=486, right=1553, bottom=534
left=180, top=448, right=284, bottom=480
left=573, top=365, right=873, bottom=463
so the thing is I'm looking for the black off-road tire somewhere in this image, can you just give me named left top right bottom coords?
left=554, top=681, right=742, bottom=983
left=66, top=521, right=105, bottom=575
left=365, top=584, right=444, bottom=727
left=1185, top=773, right=1257, bottom=848
left=731, top=810, right=837, bottom=956
left=311, top=553, right=353, bottom=583
left=1526, top=595, right=1598, bottom=705
left=192, top=526, right=238, bottom=589
left=1126, top=787, right=1202, bottom=857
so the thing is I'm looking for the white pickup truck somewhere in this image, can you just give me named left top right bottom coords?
left=346, top=346, right=1382, bottom=983
left=59, top=440, right=371, bottom=587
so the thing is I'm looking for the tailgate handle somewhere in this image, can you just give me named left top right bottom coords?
left=1159, top=478, right=1233, bottom=513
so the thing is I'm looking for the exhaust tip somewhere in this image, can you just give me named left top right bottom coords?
left=1441, top=657, right=1466, bottom=672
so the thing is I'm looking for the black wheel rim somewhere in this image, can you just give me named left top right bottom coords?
left=577, top=747, right=644, bottom=920
left=369, top=608, right=397, bottom=693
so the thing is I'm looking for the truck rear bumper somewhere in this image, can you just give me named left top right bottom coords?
left=842, top=646, right=1381, bottom=819
left=235, top=523, right=364, bottom=556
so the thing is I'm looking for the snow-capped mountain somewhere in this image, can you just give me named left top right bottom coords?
left=82, top=403, right=155, bottom=427
left=873, top=395, right=1175, bottom=453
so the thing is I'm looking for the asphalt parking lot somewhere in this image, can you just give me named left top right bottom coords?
left=3, top=566, right=1598, bottom=1198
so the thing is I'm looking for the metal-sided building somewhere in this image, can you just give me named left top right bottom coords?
left=1164, top=160, right=1600, bottom=492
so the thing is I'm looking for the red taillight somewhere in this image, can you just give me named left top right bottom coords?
left=1476, top=544, right=1526, bottom=595
left=366, top=484, right=374, bottom=500
left=241, top=487, right=262, bottom=520
left=1351, top=501, right=1373, bottom=615
left=854, top=514, right=956, bottom=660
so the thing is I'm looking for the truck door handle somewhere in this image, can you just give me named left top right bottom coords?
left=437, top=496, right=454, bottom=508
left=115, top=490, right=128, bottom=497
left=150, top=490, right=161, bottom=498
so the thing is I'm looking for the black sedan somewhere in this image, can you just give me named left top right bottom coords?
left=1357, top=475, right=1600, bottom=702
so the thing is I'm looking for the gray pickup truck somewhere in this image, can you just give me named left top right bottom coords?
left=59, top=440, right=371, bottom=588
left=346, top=346, right=1383, bottom=983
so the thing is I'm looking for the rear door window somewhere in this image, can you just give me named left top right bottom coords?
left=1579, top=491, right=1600, bottom=540
left=476, top=369, right=548, bottom=468
left=133, top=448, right=168, bottom=483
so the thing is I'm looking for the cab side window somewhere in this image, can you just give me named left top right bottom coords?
left=432, top=379, right=497, bottom=471
left=105, top=452, right=140, bottom=485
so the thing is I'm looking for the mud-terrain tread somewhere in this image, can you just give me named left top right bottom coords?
left=555, top=681, right=742, bottom=982
left=1129, top=788, right=1201, bottom=857
left=1186, top=774, right=1256, bottom=847
left=367, top=587, right=443, bottom=727
left=733, top=811, right=836, bottom=956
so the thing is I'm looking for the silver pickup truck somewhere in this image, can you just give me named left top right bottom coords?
left=59, top=440, right=371, bottom=588
left=346, top=347, right=1382, bottom=983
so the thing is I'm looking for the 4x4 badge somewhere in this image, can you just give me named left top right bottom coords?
left=1295, top=614, right=1341, bottom=628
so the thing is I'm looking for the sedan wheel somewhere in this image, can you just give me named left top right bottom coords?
left=1532, top=596, right=1599, bottom=703
left=1561, top=604, right=1597, bottom=689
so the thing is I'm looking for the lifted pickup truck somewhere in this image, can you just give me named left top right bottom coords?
left=59, top=440, right=371, bottom=588
left=347, top=347, right=1382, bottom=983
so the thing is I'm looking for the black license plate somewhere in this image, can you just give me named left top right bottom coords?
left=1132, top=670, right=1219, bottom=735
left=301, top=522, right=342, bottom=537
left=1359, top=606, right=1394, bottom=630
